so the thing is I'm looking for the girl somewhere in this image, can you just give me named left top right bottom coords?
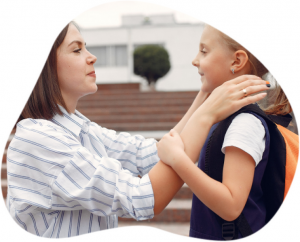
left=6, top=22, right=269, bottom=238
left=157, top=24, right=293, bottom=240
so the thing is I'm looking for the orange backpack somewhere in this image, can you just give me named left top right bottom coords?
left=276, top=124, right=299, bottom=198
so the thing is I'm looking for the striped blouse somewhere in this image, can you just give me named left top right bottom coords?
left=6, top=106, right=159, bottom=238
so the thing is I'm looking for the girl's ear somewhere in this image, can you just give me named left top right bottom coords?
left=231, top=50, right=249, bottom=73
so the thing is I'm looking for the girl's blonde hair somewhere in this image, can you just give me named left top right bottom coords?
left=215, top=27, right=292, bottom=116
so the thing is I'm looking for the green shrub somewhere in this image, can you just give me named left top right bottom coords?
left=134, top=45, right=171, bottom=88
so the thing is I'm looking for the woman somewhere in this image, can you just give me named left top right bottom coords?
left=6, top=22, right=269, bottom=238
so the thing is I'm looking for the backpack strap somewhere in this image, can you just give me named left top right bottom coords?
left=268, top=114, right=292, bottom=128
left=204, top=104, right=290, bottom=239
left=235, top=213, right=253, bottom=237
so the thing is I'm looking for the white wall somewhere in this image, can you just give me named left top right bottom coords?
left=81, top=23, right=205, bottom=91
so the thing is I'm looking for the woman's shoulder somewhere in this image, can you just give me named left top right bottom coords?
left=16, top=118, right=78, bottom=143
left=17, top=118, right=63, bottom=132
left=9, top=118, right=81, bottom=160
left=18, top=118, right=51, bottom=126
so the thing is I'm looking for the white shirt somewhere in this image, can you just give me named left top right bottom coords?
left=221, top=113, right=266, bottom=166
left=6, top=106, right=159, bottom=238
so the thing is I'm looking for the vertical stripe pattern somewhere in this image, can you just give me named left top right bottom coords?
left=6, top=105, right=159, bottom=238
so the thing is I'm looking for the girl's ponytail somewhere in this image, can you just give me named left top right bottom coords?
left=260, top=74, right=292, bottom=115
left=215, top=26, right=292, bottom=116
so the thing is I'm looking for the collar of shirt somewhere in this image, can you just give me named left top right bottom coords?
left=51, top=105, right=91, bottom=138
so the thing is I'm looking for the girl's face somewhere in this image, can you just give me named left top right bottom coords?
left=192, top=25, right=235, bottom=93
left=57, top=24, right=97, bottom=102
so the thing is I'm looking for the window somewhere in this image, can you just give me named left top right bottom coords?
left=88, top=45, right=128, bottom=67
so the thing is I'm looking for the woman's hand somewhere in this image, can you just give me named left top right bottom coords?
left=198, top=89, right=211, bottom=101
left=157, top=129, right=186, bottom=168
left=196, top=75, right=269, bottom=125
left=172, top=89, right=211, bottom=134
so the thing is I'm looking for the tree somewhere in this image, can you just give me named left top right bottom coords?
left=133, top=45, right=171, bottom=91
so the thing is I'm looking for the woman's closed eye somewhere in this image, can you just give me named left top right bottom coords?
left=74, top=48, right=81, bottom=53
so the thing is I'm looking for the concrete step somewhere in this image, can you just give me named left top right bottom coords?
left=96, top=83, right=140, bottom=91
left=174, top=184, right=193, bottom=199
left=77, top=99, right=194, bottom=108
left=1, top=163, right=7, bottom=180
left=94, top=122, right=177, bottom=131
left=1, top=179, right=7, bottom=199
left=4, top=134, right=14, bottom=150
left=2, top=134, right=14, bottom=164
left=117, top=222, right=190, bottom=237
left=77, top=106, right=189, bottom=116
left=2, top=152, right=6, bottom=164
left=13, top=121, right=175, bottom=132
left=80, top=91, right=197, bottom=101
left=88, top=114, right=183, bottom=124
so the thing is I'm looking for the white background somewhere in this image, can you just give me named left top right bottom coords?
left=73, top=1, right=201, bottom=28
left=0, top=0, right=299, bottom=241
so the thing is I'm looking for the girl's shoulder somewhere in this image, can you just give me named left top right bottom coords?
left=223, top=113, right=266, bottom=166
left=227, top=113, right=266, bottom=141
left=231, top=113, right=266, bottom=130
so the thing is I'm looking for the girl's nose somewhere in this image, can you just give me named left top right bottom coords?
left=192, top=52, right=201, bottom=67
left=192, top=57, right=199, bottom=67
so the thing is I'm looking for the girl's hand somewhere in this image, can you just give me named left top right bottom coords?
left=197, top=75, right=269, bottom=125
left=157, top=129, right=186, bottom=167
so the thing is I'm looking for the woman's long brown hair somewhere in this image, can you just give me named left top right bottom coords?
left=18, top=22, right=79, bottom=123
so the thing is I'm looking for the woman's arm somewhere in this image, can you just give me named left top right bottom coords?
left=173, top=90, right=210, bottom=133
left=10, top=119, right=156, bottom=220
left=93, top=124, right=159, bottom=177
left=151, top=75, right=269, bottom=214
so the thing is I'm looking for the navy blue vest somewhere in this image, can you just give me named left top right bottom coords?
left=189, top=112, right=271, bottom=240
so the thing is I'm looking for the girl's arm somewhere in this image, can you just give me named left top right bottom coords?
left=150, top=75, right=269, bottom=214
left=159, top=140, right=255, bottom=221
left=149, top=115, right=214, bottom=214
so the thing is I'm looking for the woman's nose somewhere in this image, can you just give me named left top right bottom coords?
left=87, top=52, right=97, bottom=65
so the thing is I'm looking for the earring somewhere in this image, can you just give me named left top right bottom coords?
left=231, top=69, right=235, bottom=74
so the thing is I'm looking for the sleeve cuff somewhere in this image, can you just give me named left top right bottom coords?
left=131, top=174, right=155, bottom=220
left=222, top=142, right=260, bottom=166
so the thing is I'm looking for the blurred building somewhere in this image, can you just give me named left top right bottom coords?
left=80, top=14, right=204, bottom=91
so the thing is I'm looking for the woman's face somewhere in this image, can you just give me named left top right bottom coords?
left=192, top=25, right=234, bottom=93
left=57, top=24, right=97, bottom=102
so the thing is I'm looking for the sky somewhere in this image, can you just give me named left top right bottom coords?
left=73, top=1, right=202, bottom=28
